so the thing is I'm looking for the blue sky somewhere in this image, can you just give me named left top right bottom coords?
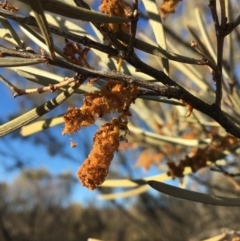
left=0, top=78, right=98, bottom=203
left=0, top=80, right=159, bottom=204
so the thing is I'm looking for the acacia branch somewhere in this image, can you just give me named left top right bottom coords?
left=1, top=3, right=240, bottom=139
left=1, top=46, right=240, bottom=139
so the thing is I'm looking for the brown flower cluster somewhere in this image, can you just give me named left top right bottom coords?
left=62, top=80, right=138, bottom=135
left=63, top=39, right=91, bottom=68
left=62, top=80, right=138, bottom=189
left=159, top=0, right=182, bottom=19
left=77, top=117, right=128, bottom=189
left=99, top=0, right=130, bottom=33
left=167, top=134, right=238, bottom=178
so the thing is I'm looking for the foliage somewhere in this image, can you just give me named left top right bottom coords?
left=1, top=0, right=240, bottom=229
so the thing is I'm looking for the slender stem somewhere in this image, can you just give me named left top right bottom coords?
left=209, top=0, right=223, bottom=108
left=127, top=0, right=139, bottom=53
left=219, top=0, right=226, bottom=28
left=0, top=75, right=80, bottom=97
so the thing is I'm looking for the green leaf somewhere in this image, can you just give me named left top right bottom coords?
left=169, top=60, right=213, bottom=92
left=0, top=58, right=45, bottom=67
left=138, top=95, right=185, bottom=105
left=148, top=181, right=240, bottom=206
left=101, top=168, right=192, bottom=188
left=0, top=29, right=18, bottom=45
left=98, top=186, right=150, bottom=200
left=0, top=84, right=78, bottom=137
left=187, top=25, right=215, bottom=64
left=21, top=116, right=63, bottom=136
left=19, top=24, right=65, bottom=59
left=128, top=124, right=211, bottom=147
left=98, top=168, right=195, bottom=200
left=16, top=67, right=64, bottom=85
left=14, top=67, right=100, bottom=93
left=101, top=173, right=170, bottom=188
left=194, top=8, right=216, bottom=63
left=21, top=0, right=56, bottom=59
left=142, top=0, right=169, bottom=74
left=19, top=0, right=129, bottom=24
left=114, top=31, right=203, bottom=65
left=44, top=13, right=88, bottom=36
left=0, top=16, right=23, bottom=48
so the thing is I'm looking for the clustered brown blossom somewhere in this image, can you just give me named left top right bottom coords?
left=77, top=117, right=128, bottom=189
left=63, top=39, right=91, bottom=68
left=159, top=0, right=182, bottom=19
left=62, top=80, right=138, bottom=135
left=167, top=134, right=237, bottom=178
left=62, top=80, right=138, bottom=189
left=99, top=0, right=130, bottom=33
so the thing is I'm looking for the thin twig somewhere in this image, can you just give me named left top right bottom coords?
left=127, top=0, right=139, bottom=54
left=0, top=75, right=80, bottom=97
left=1, top=0, right=8, bottom=9
left=219, top=0, right=226, bottom=28
left=210, top=164, right=240, bottom=177
left=208, top=0, right=224, bottom=108
left=209, top=0, right=219, bottom=26
left=190, top=41, right=224, bottom=103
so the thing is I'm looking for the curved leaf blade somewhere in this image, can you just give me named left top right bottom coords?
left=19, top=0, right=129, bottom=24
left=0, top=58, right=46, bottom=67
left=142, top=0, right=169, bottom=74
left=0, top=16, right=23, bottom=46
left=0, top=84, right=78, bottom=137
left=22, top=0, right=56, bottom=59
left=148, top=181, right=240, bottom=206
left=98, top=186, right=150, bottom=200
left=20, top=116, right=63, bottom=136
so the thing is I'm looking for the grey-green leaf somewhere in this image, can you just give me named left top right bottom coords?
left=0, top=85, right=78, bottom=137
left=148, top=181, right=240, bottom=207
left=0, top=58, right=45, bottom=67
left=19, top=0, right=129, bottom=23
left=22, top=0, right=56, bottom=59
